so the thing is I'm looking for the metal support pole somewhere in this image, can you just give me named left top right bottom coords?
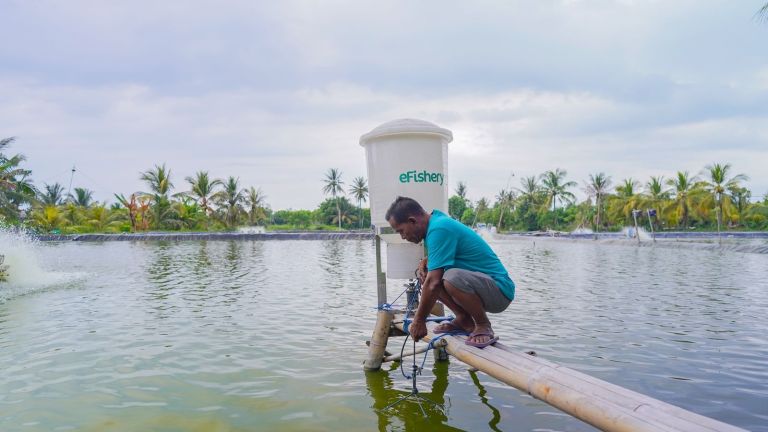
left=632, top=209, right=641, bottom=244
left=646, top=209, right=656, bottom=243
left=375, top=235, right=387, bottom=306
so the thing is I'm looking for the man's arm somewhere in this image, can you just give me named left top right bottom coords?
left=416, top=258, right=428, bottom=283
left=408, top=267, right=444, bottom=341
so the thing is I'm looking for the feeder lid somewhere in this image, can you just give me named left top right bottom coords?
left=359, top=118, right=453, bottom=146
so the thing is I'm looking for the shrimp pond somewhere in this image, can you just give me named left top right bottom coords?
left=1, top=233, right=767, bottom=431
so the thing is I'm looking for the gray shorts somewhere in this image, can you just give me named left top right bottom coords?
left=443, top=268, right=511, bottom=313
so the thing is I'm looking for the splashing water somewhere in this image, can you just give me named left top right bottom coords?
left=620, top=226, right=653, bottom=241
left=0, top=226, right=86, bottom=302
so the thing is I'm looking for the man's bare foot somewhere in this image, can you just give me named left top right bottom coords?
left=433, top=318, right=474, bottom=334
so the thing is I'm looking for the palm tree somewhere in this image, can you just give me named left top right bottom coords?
left=184, top=171, right=222, bottom=216
left=540, top=169, right=576, bottom=228
left=31, top=205, right=65, bottom=232
left=473, top=197, right=490, bottom=227
left=141, top=164, right=173, bottom=197
left=0, top=137, right=36, bottom=220
left=69, top=187, right=94, bottom=208
left=495, top=189, right=515, bottom=231
left=584, top=173, right=612, bottom=232
left=322, top=168, right=344, bottom=229
left=667, top=171, right=698, bottom=229
left=348, top=176, right=369, bottom=229
left=332, top=205, right=355, bottom=228
left=728, top=185, right=751, bottom=227
left=703, top=163, right=749, bottom=234
left=245, top=186, right=267, bottom=225
left=213, top=176, right=245, bottom=228
left=540, top=169, right=577, bottom=212
left=758, top=3, right=768, bottom=20
left=61, top=202, right=84, bottom=227
left=643, top=176, right=669, bottom=231
left=610, top=178, right=643, bottom=225
left=39, top=183, right=66, bottom=206
left=85, top=205, right=122, bottom=232
left=517, top=176, right=541, bottom=204
left=455, top=182, right=468, bottom=201
left=140, top=164, right=175, bottom=229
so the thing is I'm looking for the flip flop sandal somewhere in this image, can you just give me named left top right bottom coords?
left=465, top=332, right=499, bottom=348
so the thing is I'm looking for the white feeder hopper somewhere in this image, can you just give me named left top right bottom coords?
left=360, top=119, right=452, bottom=279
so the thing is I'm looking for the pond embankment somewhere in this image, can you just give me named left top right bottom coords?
left=35, top=231, right=375, bottom=242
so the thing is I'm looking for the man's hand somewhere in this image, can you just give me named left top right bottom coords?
left=408, top=319, right=428, bottom=341
left=416, top=258, right=428, bottom=283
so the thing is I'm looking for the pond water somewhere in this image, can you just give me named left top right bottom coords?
left=1, top=236, right=767, bottom=431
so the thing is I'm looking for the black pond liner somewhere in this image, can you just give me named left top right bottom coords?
left=34, top=231, right=375, bottom=242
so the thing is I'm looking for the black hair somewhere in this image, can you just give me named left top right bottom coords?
left=384, top=196, right=426, bottom=224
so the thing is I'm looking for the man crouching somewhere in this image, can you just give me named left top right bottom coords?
left=385, top=196, right=515, bottom=348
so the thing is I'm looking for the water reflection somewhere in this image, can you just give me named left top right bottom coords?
left=366, top=361, right=461, bottom=431
left=224, top=241, right=242, bottom=273
left=193, top=241, right=212, bottom=274
left=320, top=240, right=344, bottom=280
left=469, top=371, right=502, bottom=432
left=145, top=241, right=175, bottom=300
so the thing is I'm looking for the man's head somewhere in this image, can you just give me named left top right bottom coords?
left=385, top=196, right=429, bottom=243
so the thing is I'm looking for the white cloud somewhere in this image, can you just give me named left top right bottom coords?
left=1, top=0, right=766, bottom=209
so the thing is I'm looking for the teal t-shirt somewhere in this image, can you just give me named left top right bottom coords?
left=425, top=209, right=515, bottom=300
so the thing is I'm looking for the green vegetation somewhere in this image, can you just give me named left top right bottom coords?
left=456, top=165, right=766, bottom=232
left=0, top=135, right=766, bottom=234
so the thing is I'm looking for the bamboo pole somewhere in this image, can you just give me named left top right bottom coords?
left=363, top=310, right=393, bottom=371
left=392, top=313, right=745, bottom=432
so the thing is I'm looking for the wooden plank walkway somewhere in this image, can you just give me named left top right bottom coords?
left=391, top=313, right=745, bottom=432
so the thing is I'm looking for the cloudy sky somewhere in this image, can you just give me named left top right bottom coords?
left=2, top=0, right=766, bottom=210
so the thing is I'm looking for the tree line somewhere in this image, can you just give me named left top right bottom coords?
left=450, top=167, right=767, bottom=232
left=0, top=137, right=373, bottom=233
left=1, top=137, right=766, bottom=233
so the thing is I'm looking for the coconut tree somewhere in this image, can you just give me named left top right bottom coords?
left=245, top=186, right=267, bottom=226
left=472, top=197, right=490, bottom=227
left=85, top=204, right=122, bottom=232
left=666, top=171, right=699, bottom=229
left=540, top=169, right=576, bottom=228
left=514, top=176, right=543, bottom=231
left=213, top=176, right=246, bottom=228
left=39, top=183, right=66, bottom=206
left=540, top=169, right=577, bottom=212
left=0, top=137, right=36, bottom=221
left=609, top=178, right=643, bottom=225
left=60, top=202, right=85, bottom=227
left=31, top=205, right=66, bottom=232
left=584, top=172, right=612, bottom=232
left=728, top=185, right=751, bottom=227
left=348, top=176, right=368, bottom=228
left=702, top=163, right=749, bottom=234
left=140, top=164, right=175, bottom=229
left=495, top=188, right=515, bottom=231
left=517, top=176, right=541, bottom=204
left=184, top=171, right=222, bottom=216
left=141, top=164, right=173, bottom=197
left=455, top=182, right=468, bottom=201
left=758, top=3, right=768, bottom=20
left=172, top=196, right=203, bottom=230
left=69, top=187, right=94, bottom=208
left=322, top=168, right=344, bottom=229
left=643, top=176, right=669, bottom=231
